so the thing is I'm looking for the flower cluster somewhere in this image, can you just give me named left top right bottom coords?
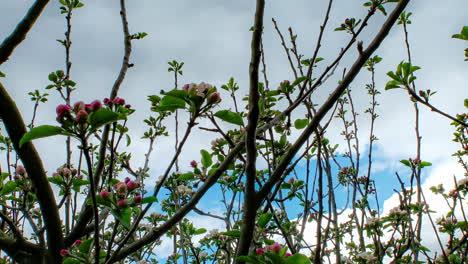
left=177, top=184, right=195, bottom=196
left=388, top=206, right=408, bottom=217
left=182, top=82, right=221, bottom=104
left=103, top=96, right=131, bottom=109
left=99, top=177, right=142, bottom=209
left=355, top=251, right=377, bottom=263
left=56, top=100, right=103, bottom=124
left=14, top=165, right=27, bottom=180
left=255, top=242, right=293, bottom=258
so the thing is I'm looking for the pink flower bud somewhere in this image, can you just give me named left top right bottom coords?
left=73, top=240, right=82, bottom=246
left=62, top=168, right=71, bottom=177
left=56, top=104, right=71, bottom=121
left=182, top=84, right=190, bottom=91
left=75, top=110, right=88, bottom=123
left=60, top=249, right=69, bottom=256
left=71, top=168, right=78, bottom=176
left=73, top=101, right=86, bottom=113
left=288, top=178, right=295, bottom=184
left=125, top=104, right=132, bottom=109
left=126, top=180, right=139, bottom=191
left=285, top=252, right=292, bottom=257
left=124, top=177, right=131, bottom=184
left=256, top=248, right=265, bottom=255
left=134, top=195, right=142, bottom=204
left=190, top=160, right=198, bottom=168
left=268, top=243, right=282, bottom=253
left=16, top=165, right=26, bottom=176
left=100, top=190, right=110, bottom=199
left=103, top=98, right=113, bottom=106
left=207, top=92, right=221, bottom=104
left=113, top=97, right=125, bottom=106
left=89, top=100, right=102, bottom=111
left=114, top=182, right=127, bottom=193
left=117, top=199, right=128, bottom=208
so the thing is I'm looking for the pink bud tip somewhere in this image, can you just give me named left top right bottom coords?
left=134, top=195, right=143, bottom=204
left=117, top=199, right=128, bottom=208
left=126, top=180, right=139, bottom=191
left=99, top=190, right=110, bottom=199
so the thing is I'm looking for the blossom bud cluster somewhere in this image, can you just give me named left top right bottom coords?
left=388, top=206, right=408, bottom=217
left=103, top=96, right=131, bottom=109
left=99, top=177, right=142, bottom=209
left=14, top=165, right=27, bottom=180
left=182, top=82, right=221, bottom=104
left=255, top=242, right=292, bottom=258
left=52, top=167, right=79, bottom=180
left=177, top=184, right=195, bottom=196
left=56, top=100, right=103, bottom=124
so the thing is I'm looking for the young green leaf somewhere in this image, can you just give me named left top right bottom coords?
left=201, top=149, right=213, bottom=168
left=292, top=76, right=308, bottom=87
left=1, top=181, right=17, bottom=195
left=88, top=108, right=124, bottom=133
left=19, top=125, right=71, bottom=147
left=257, top=213, right=273, bottom=228
left=214, top=110, right=244, bottom=126
left=294, top=119, right=309, bottom=129
left=285, top=254, right=311, bottom=264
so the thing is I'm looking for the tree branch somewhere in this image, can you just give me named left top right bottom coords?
left=257, top=0, right=411, bottom=202
left=0, top=81, right=64, bottom=263
left=236, top=0, right=265, bottom=260
left=0, top=0, right=50, bottom=65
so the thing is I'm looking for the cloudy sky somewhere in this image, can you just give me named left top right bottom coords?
left=1, top=0, right=467, bottom=260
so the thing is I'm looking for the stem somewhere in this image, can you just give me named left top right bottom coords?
left=82, top=139, right=100, bottom=264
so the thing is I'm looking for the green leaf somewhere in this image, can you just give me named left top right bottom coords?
left=387, top=71, right=400, bottom=81
left=236, top=256, right=260, bottom=264
left=177, top=172, right=195, bottom=181
left=0, top=70, right=5, bottom=78
left=294, top=119, right=309, bottom=129
left=385, top=80, right=401, bottom=90
left=158, top=95, right=186, bottom=112
left=214, top=110, right=244, bottom=126
left=400, top=159, right=411, bottom=167
left=291, top=76, right=308, bottom=87
left=220, top=230, right=241, bottom=237
left=194, top=228, right=207, bottom=235
left=464, top=99, right=468, bottom=108
left=162, top=89, right=188, bottom=100
left=48, top=175, right=64, bottom=185
left=1, top=181, right=17, bottom=195
left=285, top=254, right=311, bottom=264
left=19, top=125, right=70, bottom=147
left=265, top=253, right=285, bottom=264
left=201, top=149, right=212, bottom=168
left=63, top=258, right=81, bottom=264
left=78, top=239, right=93, bottom=254
left=257, top=213, right=273, bottom=228
left=88, top=108, right=124, bottom=133
left=48, top=73, right=57, bottom=82
left=112, top=207, right=132, bottom=229
left=452, top=26, right=468, bottom=40
left=419, top=161, right=432, bottom=168
left=142, top=196, right=158, bottom=204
